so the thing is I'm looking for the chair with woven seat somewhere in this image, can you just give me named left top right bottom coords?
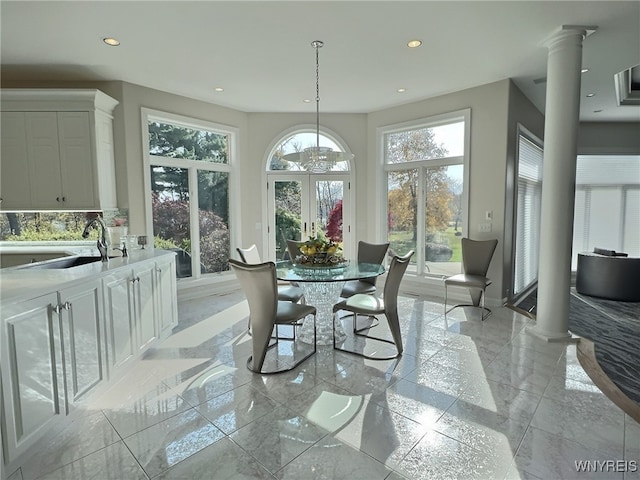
left=332, top=250, right=413, bottom=360
left=444, top=238, right=498, bottom=321
left=229, top=259, right=316, bottom=374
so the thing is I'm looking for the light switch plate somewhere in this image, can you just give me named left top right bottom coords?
left=479, top=222, right=492, bottom=233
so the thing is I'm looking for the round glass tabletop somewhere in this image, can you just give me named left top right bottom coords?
left=276, top=260, right=385, bottom=283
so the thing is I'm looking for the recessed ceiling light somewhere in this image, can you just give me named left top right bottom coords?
left=581, top=68, right=589, bottom=73
left=102, top=37, right=120, bottom=47
left=407, top=40, right=422, bottom=48
left=586, top=93, right=595, bottom=97
left=214, top=87, right=224, bottom=92
left=303, top=99, right=312, bottom=103
left=397, top=88, right=406, bottom=93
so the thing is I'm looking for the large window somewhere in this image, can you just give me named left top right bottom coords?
left=144, top=110, right=234, bottom=278
left=513, top=131, right=543, bottom=296
left=383, top=112, right=468, bottom=277
left=572, top=155, right=640, bottom=269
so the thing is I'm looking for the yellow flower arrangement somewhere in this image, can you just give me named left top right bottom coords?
left=295, top=235, right=345, bottom=266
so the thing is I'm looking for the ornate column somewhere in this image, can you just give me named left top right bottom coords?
left=528, top=26, right=594, bottom=341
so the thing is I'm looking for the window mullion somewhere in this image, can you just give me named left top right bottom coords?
left=416, top=167, right=426, bottom=275
left=189, top=167, right=201, bottom=278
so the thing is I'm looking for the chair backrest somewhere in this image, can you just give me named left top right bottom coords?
left=237, top=244, right=262, bottom=264
left=286, top=239, right=302, bottom=260
left=383, top=250, right=414, bottom=313
left=357, top=241, right=390, bottom=286
left=228, top=259, right=277, bottom=368
left=461, top=238, right=498, bottom=277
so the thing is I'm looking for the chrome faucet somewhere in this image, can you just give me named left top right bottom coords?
left=82, top=216, right=109, bottom=262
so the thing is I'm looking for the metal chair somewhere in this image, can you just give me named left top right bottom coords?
left=229, top=259, right=316, bottom=374
left=444, top=238, right=498, bottom=321
left=237, top=245, right=304, bottom=303
left=237, top=245, right=305, bottom=338
left=286, top=239, right=303, bottom=261
left=338, top=241, right=389, bottom=332
left=332, top=251, right=413, bottom=360
left=340, top=241, right=390, bottom=298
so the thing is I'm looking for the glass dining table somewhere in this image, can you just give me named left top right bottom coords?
left=276, top=260, right=385, bottom=345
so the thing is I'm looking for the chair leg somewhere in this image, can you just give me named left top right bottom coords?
left=444, top=285, right=492, bottom=320
left=248, top=316, right=316, bottom=375
left=444, top=284, right=448, bottom=316
left=333, top=310, right=401, bottom=360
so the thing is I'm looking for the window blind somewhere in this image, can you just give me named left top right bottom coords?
left=572, top=155, right=640, bottom=269
left=514, top=135, right=543, bottom=296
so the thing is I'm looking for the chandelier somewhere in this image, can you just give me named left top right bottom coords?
left=283, top=40, right=354, bottom=173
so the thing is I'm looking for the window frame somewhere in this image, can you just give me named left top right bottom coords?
left=378, top=109, right=470, bottom=280
left=141, top=107, right=239, bottom=280
left=512, top=125, right=544, bottom=299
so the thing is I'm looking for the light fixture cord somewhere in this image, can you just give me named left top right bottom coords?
left=315, top=41, right=320, bottom=151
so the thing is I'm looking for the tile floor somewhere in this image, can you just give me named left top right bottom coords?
left=7, top=292, right=639, bottom=480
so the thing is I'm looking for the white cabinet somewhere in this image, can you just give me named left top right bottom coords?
left=0, top=282, right=107, bottom=464
left=0, top=252, right=178, bottom=469
left=133, top=262, right=158, bottom=351
left=58, top=282, right=106, bottom=404
left=0, top=293, right=66, bottom=463
left=103, top=258, right=170, bottom=369
left=103, top=271, right=136, bottom=369
left=155, top=255, right=178, bottom=334
left=0, top=89, right=119, bottom=211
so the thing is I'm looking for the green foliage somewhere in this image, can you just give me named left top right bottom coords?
left=153, top=235, right=178, bottom=250
left=1, top=212, right=88, bottom=241
left=148, top=121, right=228, bottom=163
left=151, top=194, right=229, bottom=273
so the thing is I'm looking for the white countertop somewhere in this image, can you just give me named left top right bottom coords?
left=0, top=248, right=176, bottom=304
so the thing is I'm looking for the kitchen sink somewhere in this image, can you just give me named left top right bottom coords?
left=19, top=255, right=115, bottom=269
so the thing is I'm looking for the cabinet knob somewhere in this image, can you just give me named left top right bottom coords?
left=62, top=301, right=71, bottom=310
left=50, top=304, right=61, bottom=315
left=56, top=197, right=60, bottom=202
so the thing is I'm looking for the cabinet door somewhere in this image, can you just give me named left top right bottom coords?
left=0, top=112, right=31, bottom=210
left=58, top=112, right=95, bottom=208
left=155, top=256, right=178, bottom=335
left=134, top=262, right=157, bottom=351
left=25, top=112, right=64, bottom=209
left=103, top=272, right=136, bottom=369
left=0, top=293, right=64, bottom=463
left=59, top=282, right=105, bottom=404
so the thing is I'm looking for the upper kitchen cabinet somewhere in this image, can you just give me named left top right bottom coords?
left=0, top=89, right=119, bottom=211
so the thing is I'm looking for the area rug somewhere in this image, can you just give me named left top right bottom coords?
left=509, top=288, right=640, bottom=421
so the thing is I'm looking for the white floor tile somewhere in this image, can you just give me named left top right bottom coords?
left=12, top=293, right=634, bottom=480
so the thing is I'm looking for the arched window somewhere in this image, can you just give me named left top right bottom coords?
left=264, top=127, right=354, bottom=261
left=268, top=129, right=351, bottom=172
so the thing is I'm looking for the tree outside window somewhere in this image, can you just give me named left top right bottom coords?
left=384, top=118, right=466, bottom=277
left=147, top=116, right=231, bottom=277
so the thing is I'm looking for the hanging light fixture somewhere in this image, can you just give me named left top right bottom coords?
left=283, top=40, right=354, bottom=173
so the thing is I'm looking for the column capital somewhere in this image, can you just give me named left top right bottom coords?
left=544, top=25, right=597, bottom=50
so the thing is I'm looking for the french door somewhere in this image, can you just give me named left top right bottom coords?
left=267, top=174, right=352, bottom=261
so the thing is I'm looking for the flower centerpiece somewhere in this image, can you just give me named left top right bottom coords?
left=294, top=234, right=346, bottom=267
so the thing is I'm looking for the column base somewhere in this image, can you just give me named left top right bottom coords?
left=526, top=324, right=580, bottom=343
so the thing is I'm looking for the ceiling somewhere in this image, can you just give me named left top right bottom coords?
left=1, top=1, right=639, bottom=122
